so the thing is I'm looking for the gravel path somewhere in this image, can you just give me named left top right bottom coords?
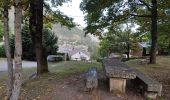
left=0, top=59, right=37, bottom=71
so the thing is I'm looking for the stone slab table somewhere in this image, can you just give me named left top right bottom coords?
left=102, top=58, right=136, bottom=93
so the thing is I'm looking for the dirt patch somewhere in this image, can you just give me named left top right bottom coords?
left=0, top=73, right=144, bottom=100
left=11, top=72, right=143, bottom=100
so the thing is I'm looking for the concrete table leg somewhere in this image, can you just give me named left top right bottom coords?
left=109, top=78, right=126, bottom=93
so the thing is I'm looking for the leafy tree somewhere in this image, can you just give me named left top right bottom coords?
left=80, top=0, right=169, bottom=64
left=29, top=0, right=75, bottom=75
left=10, top=25, right=58, bottom=60
left=0, top=21, right=3, bottom=41
left=29, top=0, right=49, bottom=75
left=158, top=22, right=170, bottom=54
left=98, top=25, right=139, bottom=59
left=0, top=44, right=5, bottom=57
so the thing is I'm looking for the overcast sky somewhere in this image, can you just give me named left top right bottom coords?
left=58, top=0, right=86, bottom=27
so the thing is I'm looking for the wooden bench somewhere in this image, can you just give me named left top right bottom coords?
left=102, top=58, right=136, bottom=93
left=85, top=67, right=98, bottom=91
left=132, top=68, right=162, bottom=99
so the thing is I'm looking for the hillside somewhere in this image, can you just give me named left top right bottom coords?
left=52, top=24, right=97, bottom=51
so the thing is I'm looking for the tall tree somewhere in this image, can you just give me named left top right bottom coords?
left=10, top=0, right=23, bottom=99
left=29, top=0, right=48, bottom=75
left=2, top=0, right=13, bottom=99
left=80, top=0, right=167, bottom=64
left=29, top=0, right=75, bottom=75
left=150, top=0, right=158, bottom=64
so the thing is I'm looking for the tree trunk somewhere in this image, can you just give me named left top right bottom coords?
left=127, top=43, right=130, bottom=60
left=29, top=0, right=48, bottom=75
left=150, top=0, right=157, bottom=64
left=127, top=30, right=130, bottom=60
left=168, top=42, right=170, bottom=55
left=10, top=0, right=22, bottom=99
left=3, top=0, right=13, bottom=99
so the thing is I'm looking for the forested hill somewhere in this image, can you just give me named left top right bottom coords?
left=52, top=24, right=96, bottom=47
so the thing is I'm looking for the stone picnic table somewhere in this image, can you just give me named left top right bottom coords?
left=102, top=58, right=136, bottom=93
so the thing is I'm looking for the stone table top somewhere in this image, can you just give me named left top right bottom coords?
left=102, top=58, right=136, bottom=79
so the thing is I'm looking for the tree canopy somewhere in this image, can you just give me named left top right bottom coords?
left=80, top=0, right=170, bottom=63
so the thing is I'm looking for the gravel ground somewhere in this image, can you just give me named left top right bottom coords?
left=0, top=59, right=37, bottom=71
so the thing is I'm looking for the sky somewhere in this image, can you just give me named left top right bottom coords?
left=58, top=0, right=86, bottom=27
left=57, top=0, right=100, bottom=42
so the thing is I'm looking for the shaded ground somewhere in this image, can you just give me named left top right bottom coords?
left=18, top=72, right=143, bottom=100
left=0, top=61, right=143, bottom=100
left=0, top=57, right=169, bottom=100
left=126, top=56, right=170, bottom=100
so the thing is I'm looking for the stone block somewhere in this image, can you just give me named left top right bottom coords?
left=110, top=78, right=126, bottom=93
left=85, top=67, right=98, bottom=90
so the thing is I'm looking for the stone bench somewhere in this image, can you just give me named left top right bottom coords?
left=102, top=58, right=162, bottom=99
left=85, top=67, right=98, bottom=91
left=102, top=58, right=136, bottom=93
left=132, top=69, right=162, bottom=99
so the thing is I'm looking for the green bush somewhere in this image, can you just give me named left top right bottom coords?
left=10, top=25, right=58, bottom=60
left=0, top=21, right=3, bottom=41
left=0, top=45, right=6, bottom=57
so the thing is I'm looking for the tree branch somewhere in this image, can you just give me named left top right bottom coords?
left=138, top=0, right=152, bottom=11
left=130, top=14, right=151, bottom=18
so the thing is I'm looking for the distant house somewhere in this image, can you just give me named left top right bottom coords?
left=58, top=47, right=90, bottom=61
left=68, top=49, right=90, bottom=61
left=131, top=42, right=150, bottom=57
left=108, top=53, right=121, bottom=58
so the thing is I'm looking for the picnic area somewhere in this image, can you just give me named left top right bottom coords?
left=0, top=0, right=170, bottom=100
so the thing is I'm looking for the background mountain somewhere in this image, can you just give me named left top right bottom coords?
left=52, top=24, right=98, bottom=52
left=8, top=7, right=99, bottom=58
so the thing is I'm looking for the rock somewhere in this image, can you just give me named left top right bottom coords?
left=47, top=55, right=58, bottom=62
left=29, top=72, right=37, bottom=79
left=85, top=67, right=98, bottom=90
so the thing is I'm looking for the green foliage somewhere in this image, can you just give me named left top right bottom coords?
left=98, top=23, right=141, bottom=57
left=0, top=21, right=3, bottom=41
left=98, top=32, right=125, bottom=57
left=88, top=43, right=99, bottom=60
left=43, top=28, right=58, bottom=55
left=43, top=1, right=75, bottom=29
left=10, top=25, right=58, bottom=60
left=0, top=44, right=5, bottom=57
left=157, top=22, right=170, bottom=54
left=81, top=0, right=170, bottom=59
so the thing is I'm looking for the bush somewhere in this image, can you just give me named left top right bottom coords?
left=0, top=44, right=6, bottom=57
left=10, top=25, right=58, bottom=60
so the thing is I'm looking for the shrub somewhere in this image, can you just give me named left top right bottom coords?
left=10, top=25, right=58, bottom=60
left=0, top=44, right=6, bottom=57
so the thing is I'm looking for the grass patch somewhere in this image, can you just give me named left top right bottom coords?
left=0, top=61, right=102, bottom=99
left=48, top=61, right=102, bottom=79
left=126, top=56, right=170, bottom=76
